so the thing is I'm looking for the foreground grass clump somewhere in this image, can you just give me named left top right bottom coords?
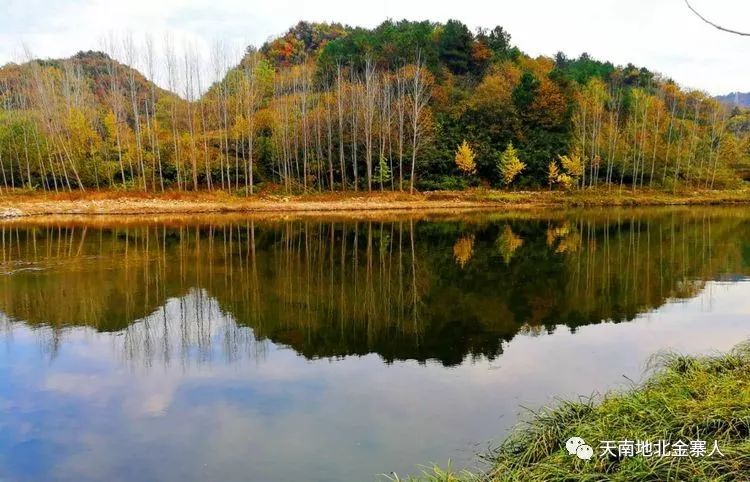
left=397, top=342, right=750, bottom=481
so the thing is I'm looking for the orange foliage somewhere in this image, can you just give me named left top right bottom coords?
left=469, top=62, right=521, bottom=109
left=530, top=78, right=568, bottom=127
left=471, top=41, right=492, bottom=66
left=518, top=55, right=555, bottom=78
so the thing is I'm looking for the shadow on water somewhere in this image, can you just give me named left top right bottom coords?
left=1, top=207, right=749, bottom=369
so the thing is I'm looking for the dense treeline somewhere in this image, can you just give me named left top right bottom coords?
left=0, top=20, right=748, bottom=194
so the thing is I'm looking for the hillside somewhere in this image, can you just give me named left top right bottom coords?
left=0, top=20, right=748, bottom=194
left=0, top=50, right=175, bottom=109
left=716, top=91, right=750, bottom=108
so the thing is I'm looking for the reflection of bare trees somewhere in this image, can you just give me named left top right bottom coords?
left=257, top=219, right=425, bottom=351
left=119, top=288, right=268, bottom=369
left=0, top=219, right=426, bottom=365
left=541, top=212, right=733, bottom=324
left=0, top=210, right=748, bottom=367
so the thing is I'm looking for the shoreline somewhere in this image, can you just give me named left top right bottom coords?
left=1, top=188, right=749, bottom=218
left=404, top=342, right=750, bottom=481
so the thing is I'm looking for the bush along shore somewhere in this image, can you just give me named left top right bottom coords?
left=393, top=342, right=750, bottom=481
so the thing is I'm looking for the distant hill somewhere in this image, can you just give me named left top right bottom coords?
left=0, top=50, right=174, bottom=108
left=716, top=92, right=750, bottom=108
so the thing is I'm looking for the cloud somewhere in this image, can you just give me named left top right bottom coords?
left=0, top=0, right=747, bottom=94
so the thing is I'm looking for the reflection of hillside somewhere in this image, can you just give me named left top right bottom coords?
left=0, top=210, right=749, bottom=367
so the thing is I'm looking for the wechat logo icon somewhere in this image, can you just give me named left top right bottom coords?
left=566, top=436, right=594, bottom=460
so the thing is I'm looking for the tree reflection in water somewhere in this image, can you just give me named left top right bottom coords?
left=1, top=208, right=749, bottom=369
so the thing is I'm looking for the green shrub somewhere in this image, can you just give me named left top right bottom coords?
left=417, top=176, right=473, bottom=191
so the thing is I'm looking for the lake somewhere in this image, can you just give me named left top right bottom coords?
left=0, top=207, right=749, bottom=482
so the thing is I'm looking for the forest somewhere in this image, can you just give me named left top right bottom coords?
left=0, top=19, right=749, bottom=194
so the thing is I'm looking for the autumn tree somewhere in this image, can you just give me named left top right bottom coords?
left=558, top=152, right=583, bottom=188
left=497, top=142, right=525, bottom=187
left=547, top=160, right=560, bottom=190
left=454, top=140, right=476, bottom=176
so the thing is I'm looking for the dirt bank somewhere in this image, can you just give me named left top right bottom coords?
left=1, top=188, right=748, bottom=218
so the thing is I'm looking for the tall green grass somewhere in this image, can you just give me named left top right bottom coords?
left=396, top=341, right=750, bottom=481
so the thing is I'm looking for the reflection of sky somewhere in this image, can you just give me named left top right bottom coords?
left=0, top=281, right=749, bottom=482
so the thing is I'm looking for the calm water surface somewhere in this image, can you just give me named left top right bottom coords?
left=1, top=208, right=749, bottom=482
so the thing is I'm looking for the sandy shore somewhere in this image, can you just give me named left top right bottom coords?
left=0, top=191, right=521, bottom=218
left=1, top=189, right=749, bottom=218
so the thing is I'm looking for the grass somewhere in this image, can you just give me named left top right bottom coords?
left=396, top=341, right=750, bottom=481
left=385, top=464, right=482, bottom=482
left=456, top=187, right=750, bottom=207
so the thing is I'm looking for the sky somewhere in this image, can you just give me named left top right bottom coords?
left=1, top=0, right=748, bottom=95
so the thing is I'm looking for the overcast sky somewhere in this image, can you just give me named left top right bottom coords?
left=1, top=0, right=747, bottom=95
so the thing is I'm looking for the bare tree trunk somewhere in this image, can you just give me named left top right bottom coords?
left=124, top=33, right=147, bottom=191
left=396, top=70, right=406, bottom=191
left=183, top=45, right=198, bottom=190
left=350, top=68, right=359, bottom=191
left=325, top=83, right=334, bottom=191
left=336, top=63, right=346, bottom=190
left=165, top=36, right=182, bottom=190
left=145, top=35, right=164, bottom=192
left=362, top=57, right=376, bottom=191
left=663, top=96, right=678, bottom=184
left=649, top=90, right=663, bottom=187
left=407, top=56, right=430, bottom=194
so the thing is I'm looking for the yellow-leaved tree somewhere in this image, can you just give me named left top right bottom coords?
left=454, top=140, right=477, bottom=176
left=547, top=160, right=560, bottom=190
left=497, top=142, right=525, bottom=187
left=558, top=152, right=583, bottom=188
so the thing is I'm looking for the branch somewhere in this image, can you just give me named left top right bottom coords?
left=685, top=0, right=750, bottom=36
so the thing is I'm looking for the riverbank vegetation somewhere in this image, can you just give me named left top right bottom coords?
left=395, top=342, right=750, bottom=481
left=1, top=21, right=749, bottom=195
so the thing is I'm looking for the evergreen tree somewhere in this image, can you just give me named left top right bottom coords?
left=497, top=142, right=526, bottom=186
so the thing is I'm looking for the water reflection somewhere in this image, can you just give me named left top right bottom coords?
left=1, top=209, right=750, bottom=482
left=1, top=209, right=749, bottom=368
